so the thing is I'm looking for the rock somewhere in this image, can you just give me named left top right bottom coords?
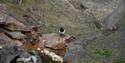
left=0, top=3, right=75, bottom=63
left=42, top=33, right=74, bottom=50
left=0, top=27, right=26, bottom=39
left=64, top=40, right=86, bottom=63
left=0, top=4, right=30, bottom=32
left=1, top=16, right=28, bottom=31
left=6, top=31, right=26, bottom=39
left=22, top=36, right=45, bottom=51
left=0, top=45, right=43, bottom=63
left=41, top=33, right=75, bottom=58
left=16, top=55, right=38, bottom=63
left=0, top=0, right=125, bottom=63
left=102, top=0, right=125, bottom=30
left=21, top=33, right=75, bottom=57
left=0, top=46, right=23, bottom=63
left=41, top=49, right=63, bottom=63
left=0, top=32, right=16, bottom=47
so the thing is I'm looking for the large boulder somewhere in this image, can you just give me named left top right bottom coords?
left=0, top=46, right=43, bottom=63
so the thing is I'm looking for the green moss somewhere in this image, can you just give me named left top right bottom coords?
left=119, top=15, right=125, bottom=27
left=41, top=54, right=60, bottom=63
left=88, top=59, right=101, bottom=63
left=115, top=57, right=125, bottom=63
left=94, top=49, right=112, bottom=58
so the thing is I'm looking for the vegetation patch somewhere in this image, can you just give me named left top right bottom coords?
left=115, top=57, right=125, bottom=63
left=41, top=54, right=59, bottom=63
left=94, top=49, right=112, bottom=58
left=119, top=15, right=125, bottom=27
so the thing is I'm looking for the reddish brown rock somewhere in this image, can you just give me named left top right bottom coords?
left=0, top=4, right=75, bottom=63
left=42, top=33, right=74, bottom=50
left=0, top=27, right=26, bottom=40
left=41, top=33, right=75, bottom=57
left=21, top=36, right=45, bottom=51
left=20, top=33, right=75, bottom=58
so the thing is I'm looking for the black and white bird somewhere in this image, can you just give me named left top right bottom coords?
left=59, top=27, right=65, bottom=35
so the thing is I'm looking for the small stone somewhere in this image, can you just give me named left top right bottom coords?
left=0, top=46, right=3, bottom=49
left=37, top=48, right=41, bottom=51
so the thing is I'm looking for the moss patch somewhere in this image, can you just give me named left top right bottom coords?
left=115, top=57, right=125, bottom=63
left=94, top=49, right=112, bottom=58
left=119, top=15, right=125, bottom=27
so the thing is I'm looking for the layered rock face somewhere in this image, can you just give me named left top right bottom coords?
left=0, top=4, right=75, bottom=63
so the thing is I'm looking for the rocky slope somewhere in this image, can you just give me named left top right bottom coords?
left=0, top=0, right=125, bottom=63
